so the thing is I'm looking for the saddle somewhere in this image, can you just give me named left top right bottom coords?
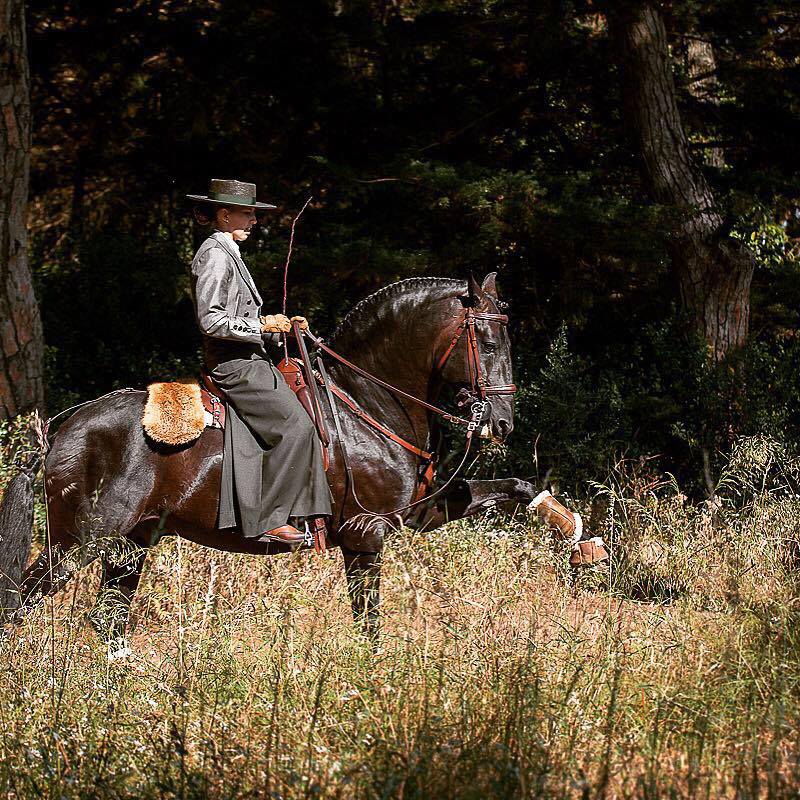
left=142, top=360, right=330, bottom=471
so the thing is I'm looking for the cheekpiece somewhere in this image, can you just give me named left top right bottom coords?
left=186, top=178, right=277, bottom=209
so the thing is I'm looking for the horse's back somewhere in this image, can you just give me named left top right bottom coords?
left=46, top=391, right=143, bottom=487
left=45, top=390, right=223, bottom=538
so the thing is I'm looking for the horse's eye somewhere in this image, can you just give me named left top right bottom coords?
left=483, top=342, right=498, bottom=354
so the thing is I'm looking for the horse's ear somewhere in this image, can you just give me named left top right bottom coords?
left=481, top=272, right=498, bottom=298
left=467, top=273, right=485, bottom=306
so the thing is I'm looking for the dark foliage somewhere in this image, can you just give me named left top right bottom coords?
left=26, top=0, right=800, bottom=495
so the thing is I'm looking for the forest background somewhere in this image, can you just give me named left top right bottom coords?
left=4, top=0, right=800, bottom=497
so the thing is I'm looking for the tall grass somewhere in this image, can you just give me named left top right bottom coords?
left=2, top=433, right=800, bottom=798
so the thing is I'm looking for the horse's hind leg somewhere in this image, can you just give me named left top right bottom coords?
left=342, top=548, right=382, bottom=644
left=8, top=489, right=147, bottom=635
left=8, top=537, right=99, bottom=627
left=87, top=545, right=148, bottom=658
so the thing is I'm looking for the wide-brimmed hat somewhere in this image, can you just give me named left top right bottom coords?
left=186, top=178, right=277, bottom=209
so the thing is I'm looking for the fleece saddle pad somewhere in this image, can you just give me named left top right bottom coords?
left=142, top=379, right=222, bottom=446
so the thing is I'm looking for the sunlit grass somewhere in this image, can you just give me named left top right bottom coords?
left=2, top=435, right=800, bottom=798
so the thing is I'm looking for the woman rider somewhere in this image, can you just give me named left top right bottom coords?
left=187, top=178, right=331, bottom=547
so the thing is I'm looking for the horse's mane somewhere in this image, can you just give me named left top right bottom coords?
left=332, top=276, right=465, bottom=344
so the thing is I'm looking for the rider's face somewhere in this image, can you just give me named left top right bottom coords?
left=215, top=206, right=257, bottom=242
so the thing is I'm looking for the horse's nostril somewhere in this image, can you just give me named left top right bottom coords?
left=497, top=418, right=513, bottom=437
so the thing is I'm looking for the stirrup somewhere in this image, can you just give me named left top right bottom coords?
left=307, top=517, right=328, bottom=554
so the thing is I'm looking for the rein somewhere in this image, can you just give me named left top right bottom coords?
left=293, top=304, right=517, bottom=518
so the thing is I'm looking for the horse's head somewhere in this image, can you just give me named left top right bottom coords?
left=437, top=272, right=515, bottom=442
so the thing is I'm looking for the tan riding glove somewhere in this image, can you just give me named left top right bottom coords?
left=260, top=314, right=292, bottom=333
left=290, top=315, right=309, bottom=330
left=260, top=314, right=309, bottom=332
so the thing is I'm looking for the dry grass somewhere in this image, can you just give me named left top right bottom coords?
left=2, top=435, right=800, bottom=798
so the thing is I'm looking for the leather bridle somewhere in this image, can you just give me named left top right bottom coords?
left=296, top=301, right=517, bottom=517
left=435, top=306, right=517, bottom=403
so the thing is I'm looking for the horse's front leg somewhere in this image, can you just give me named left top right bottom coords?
left=528, top=489, right=610, bottom=568
left=341, top=547, right=382, bottom=644
left=406, top=477, right=534, bottom=529
left=464, top=479, right=610, bottom=565
left=411, top=478, right=609, bottom=567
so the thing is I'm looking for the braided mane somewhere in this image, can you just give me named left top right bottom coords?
left=332, top=276, right=465, bottom=344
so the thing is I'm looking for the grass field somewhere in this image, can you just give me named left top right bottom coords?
left=2, top=436, right=800, bottom=798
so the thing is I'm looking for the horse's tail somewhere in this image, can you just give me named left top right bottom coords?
left=0, top=453, right=40, bottom=614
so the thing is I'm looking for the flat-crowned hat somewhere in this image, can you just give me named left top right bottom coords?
left=186, top=178, right=277, bottom=209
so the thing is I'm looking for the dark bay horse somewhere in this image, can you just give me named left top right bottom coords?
left=0, top=273, right=581, bottom=649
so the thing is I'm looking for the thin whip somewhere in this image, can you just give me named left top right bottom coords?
left=281, top=196, right=313, bottom=360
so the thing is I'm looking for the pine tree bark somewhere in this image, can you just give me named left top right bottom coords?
left=0, top=0, right=43, bottom=419
left=612, top=3, right=753, bottom=361
left=685, top=35, right=725, bottom=169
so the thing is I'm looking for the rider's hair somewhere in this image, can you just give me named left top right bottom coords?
left=192, top=202, right=231, bottom=228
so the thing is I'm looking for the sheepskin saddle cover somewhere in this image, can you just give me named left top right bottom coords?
left=142, top=379, right=207, bottom=446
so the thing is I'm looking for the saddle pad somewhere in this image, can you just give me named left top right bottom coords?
left=142, top=379, right=207, bottom=446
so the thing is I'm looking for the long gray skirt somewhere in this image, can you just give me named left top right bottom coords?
left=210, top=353, right=332, bottom=537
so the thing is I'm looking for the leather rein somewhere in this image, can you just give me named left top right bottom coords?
left=294, top=304, right=516, bottom=517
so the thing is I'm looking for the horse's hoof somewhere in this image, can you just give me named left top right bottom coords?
left=569, top=537, right=610, bottom=568
left=569, top=550, right=610, bottom=596
left=107, top=640, right=133, bottom=662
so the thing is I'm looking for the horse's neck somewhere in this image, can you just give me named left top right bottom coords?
left=328, top=293, right=445, bottom=447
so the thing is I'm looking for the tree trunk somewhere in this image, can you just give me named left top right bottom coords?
left=0, top=0, right=43, bottom=419
left=685, top=35, right=725, bottom=169
left=613, top=3, right=753, bottom=361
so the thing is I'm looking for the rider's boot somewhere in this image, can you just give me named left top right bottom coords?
left=258, top=524, right=307, bottom=546
left=530, top=490, right=610, bottom=567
